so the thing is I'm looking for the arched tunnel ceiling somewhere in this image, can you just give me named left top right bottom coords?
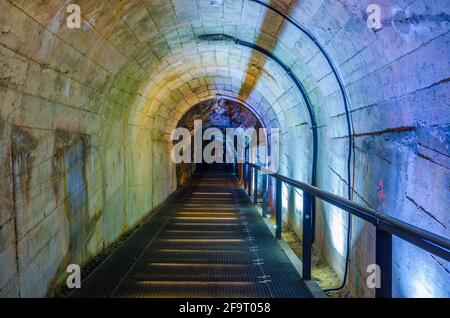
left=116, top=11, right=321, bottom=140
left=134, top=57, right=300, bottom=135
left=4, top=0, right=352, bottom=139
left=4, top=0, right=448, bottom=200
left=3, top=0, right=448, bottom=188
left=5, top=0, right=448, bottom=141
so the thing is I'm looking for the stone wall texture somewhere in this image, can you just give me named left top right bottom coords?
left=0, top=0, right=449, bottom=297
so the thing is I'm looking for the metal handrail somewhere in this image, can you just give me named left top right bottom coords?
left=247, top=162, right=450, bottom=260
left=241, top=162, right=450, bottom=298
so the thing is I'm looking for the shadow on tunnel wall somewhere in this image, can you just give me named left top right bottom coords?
left=239, top=0, right=297, bottom=101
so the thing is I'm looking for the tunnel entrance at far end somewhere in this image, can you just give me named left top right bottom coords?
left=173, top=98, right=263, bottom=187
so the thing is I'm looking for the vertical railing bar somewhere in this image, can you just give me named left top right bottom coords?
left=275, top=178, right=282, bottom=239
left=262, top=173, right=268, bottom=218
left=244, top=163, right=247, bottom=189
left=253, top=167, right=258, bottom=204
left=376, top=228, right=392, bottom=298
left=247, top=165, right=252, bottom=197
left=302, top=191, right=312, bottom=280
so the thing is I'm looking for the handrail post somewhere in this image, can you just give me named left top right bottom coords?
left=253, top=167, right=258, bottom=204
left=275, top=178, right=282, bottom=239
left=302, top=191, right=312, bottom=280
left=376, top=228, right=392, bottom=298
left=243, top=164, right=247, bottom=189
left=247, top=166, right=252, bottom=197
left=262, top=173, right=268, bottom=218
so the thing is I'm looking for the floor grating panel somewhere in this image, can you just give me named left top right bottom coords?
left=70, top=169, right=312, bottom=298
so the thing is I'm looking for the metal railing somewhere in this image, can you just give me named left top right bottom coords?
left=240, top=162, right=450, bottom=298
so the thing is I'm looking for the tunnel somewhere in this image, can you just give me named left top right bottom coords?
left=0, top=0, right=449, bottom=299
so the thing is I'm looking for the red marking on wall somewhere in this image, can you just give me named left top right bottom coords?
left=376, top=180, right=386, bottom=211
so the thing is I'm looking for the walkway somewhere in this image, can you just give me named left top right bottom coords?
left=71, top=168, right=311, bottom=298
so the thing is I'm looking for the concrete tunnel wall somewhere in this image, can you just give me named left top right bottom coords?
left=0, top=0, right=449, bottom=297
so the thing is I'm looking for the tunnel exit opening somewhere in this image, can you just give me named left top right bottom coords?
left=172, top=98, right=267, bottom=187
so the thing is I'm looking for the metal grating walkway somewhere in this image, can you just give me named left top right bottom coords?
left=71, top=168, right=312, bottom=298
